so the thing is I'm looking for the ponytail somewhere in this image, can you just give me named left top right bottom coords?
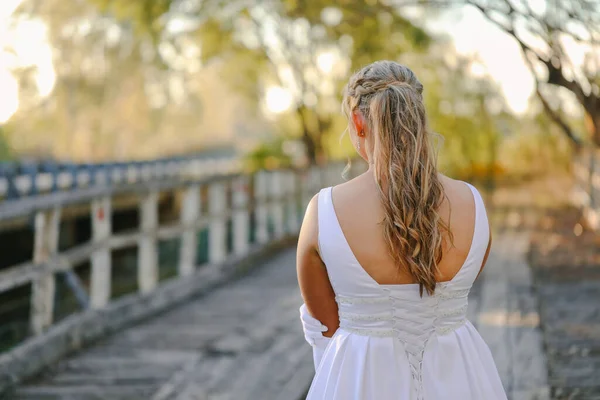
left=343, top=61, right=449, bottom=295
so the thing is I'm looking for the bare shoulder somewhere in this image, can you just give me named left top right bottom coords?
left=438, top=174, right=487, bottom=209
left=298, top=193, right=320, bottom=250
left=330, top=177, right=355, bottom=196
left=302, top=192, right=320, bottom=227
left=330, top=173, right=375, bottom=202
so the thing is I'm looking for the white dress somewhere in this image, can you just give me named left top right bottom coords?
left=300, top=185, right=507, bottom=400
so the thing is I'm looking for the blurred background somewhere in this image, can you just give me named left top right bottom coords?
left=1, top=0, right=594, bottom=175
left=0, top=0, right=599, bottom=399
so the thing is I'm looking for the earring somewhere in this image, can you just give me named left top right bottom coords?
left=357, top=129, right=363, bottom=151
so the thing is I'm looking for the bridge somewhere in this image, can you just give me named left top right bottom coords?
left=0, top=151, right=599, bottom=399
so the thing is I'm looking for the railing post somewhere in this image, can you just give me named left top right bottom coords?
left=233, top=176, right=250, bottom=256
left=255, top=171, right=269, bottom=244
left=30, top=207, right=60, bottom=335
left=286, top=171, right=300, bottom=234
left=270, top=170, right=285, bottom=238
left=209, top=181, right=227, bottom=264
left=139, top=191, right=158, bottom=293
left=91, top=196, right=112, bottom=308
left=179, top=185, right=200, bottom=276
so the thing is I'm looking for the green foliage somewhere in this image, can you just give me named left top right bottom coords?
left=283, top=1, right=431, bottom=67
left=75, top=0, right=434, bottom=163
left=194, top=18, right=235, bottom=63
left=244, top=138, right=293, bottom=172
left=0, top=126, right=13, bottom=161
left=8, top=0, right=232, bottom=160
left=500, top=111, right=573, bottom=179
left=90, top=0, right=172, bottom=41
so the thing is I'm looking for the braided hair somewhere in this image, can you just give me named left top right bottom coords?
left=342, top=60, right=450, bottom=296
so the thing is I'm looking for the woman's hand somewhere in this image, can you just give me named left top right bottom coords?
left=299, top=303, right=328, bottom=345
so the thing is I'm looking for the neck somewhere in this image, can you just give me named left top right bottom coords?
left=364, top=163, right=376, bottom=179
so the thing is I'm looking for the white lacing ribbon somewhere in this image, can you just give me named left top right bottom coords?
left=335, top=295, right=389, bottom=304
left=338, top=310, right=393, bottom=321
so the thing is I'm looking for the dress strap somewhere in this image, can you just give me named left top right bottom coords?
left=465, top=182, right=489, bottom=247
left=316, top=187, right=333, bottom=262
left=451, top=182, right=490, bottom=286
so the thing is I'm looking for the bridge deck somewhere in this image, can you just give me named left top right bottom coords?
left=11, top=233, right=549, bottom=400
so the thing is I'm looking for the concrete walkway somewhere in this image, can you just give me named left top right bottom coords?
left=474, top=233, right=549, bottom=400
left=12, top=233, right=548, bottom=400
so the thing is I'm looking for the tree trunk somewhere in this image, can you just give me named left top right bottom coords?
left=302, top=126, right=318, bottom=165
left=296, top=106, right=319, bottom=165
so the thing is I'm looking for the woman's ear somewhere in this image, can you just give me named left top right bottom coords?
left=352, top=111, right=365, bottom=136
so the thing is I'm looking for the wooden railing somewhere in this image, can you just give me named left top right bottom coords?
left=573, top=148, right=600, bottom=231
left=0, top=160, right=364, bottom=394
left=0, top=160, right=358, bottom=349
left=0, top=148, right=238, bottom=201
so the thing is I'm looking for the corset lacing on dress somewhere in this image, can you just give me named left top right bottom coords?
left=336, top=285, right=469, bottom=400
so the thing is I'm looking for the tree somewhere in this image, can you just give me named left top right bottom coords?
left=85, top=0, right=432, bottom=164
left=407, top=45, right=509, bottom=182
left=394, top=0, right=600, bottom=148
left=8, top=0, right=245, bottom=160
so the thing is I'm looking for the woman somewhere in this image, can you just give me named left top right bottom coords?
left=296, top=61, right=507, bottom=399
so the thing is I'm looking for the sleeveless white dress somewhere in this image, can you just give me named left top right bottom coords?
left=300, top=185, right=507, bottom=400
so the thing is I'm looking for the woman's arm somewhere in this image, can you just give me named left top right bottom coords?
left=297, top=194, right=339, bottom=337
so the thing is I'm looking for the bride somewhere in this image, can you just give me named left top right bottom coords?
left=296, top=60, right=507, bottom=399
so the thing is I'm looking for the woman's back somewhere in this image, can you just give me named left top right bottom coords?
left=329, top=173, right=482, bottom=286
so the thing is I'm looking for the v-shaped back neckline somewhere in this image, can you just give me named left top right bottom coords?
left=325, top=183, right=480, bottom=289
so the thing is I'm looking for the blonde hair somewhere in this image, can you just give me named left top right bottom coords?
left=343, top=60, right=449, bottom=296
